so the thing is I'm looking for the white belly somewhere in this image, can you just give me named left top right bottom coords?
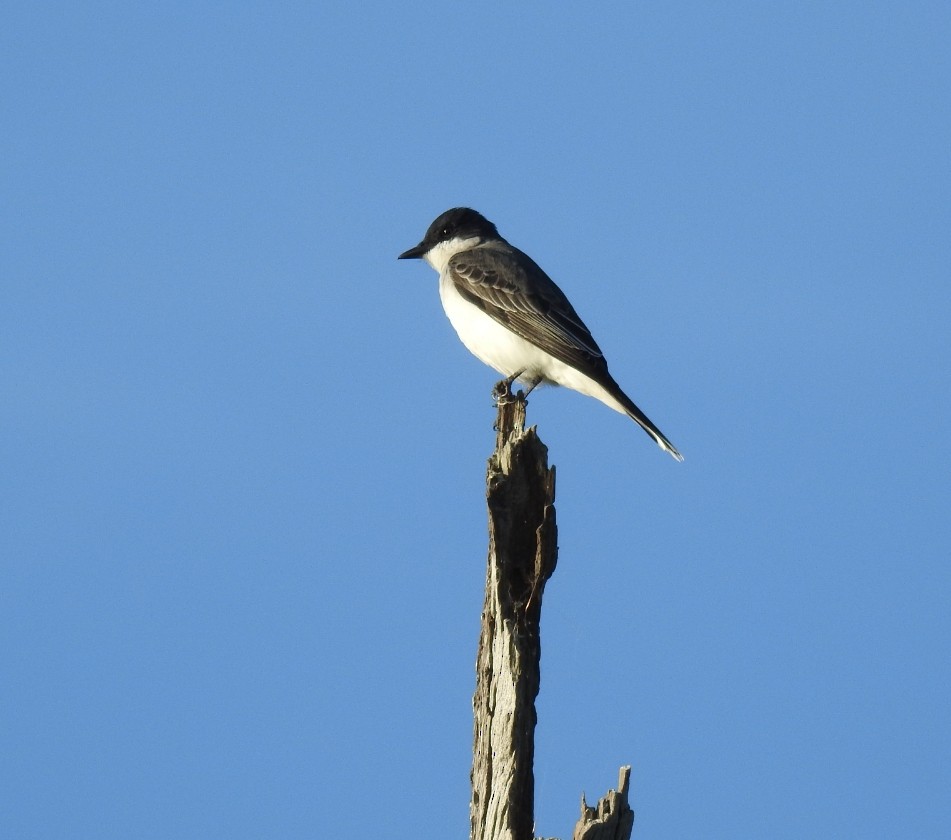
left=438, top=274, right=552, bottom=380
left=436, top=274, right=628, bottom=415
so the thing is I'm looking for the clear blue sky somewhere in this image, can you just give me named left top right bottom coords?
left=3, top=2, right=949, bottom=838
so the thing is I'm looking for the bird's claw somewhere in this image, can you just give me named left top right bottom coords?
left=493, top=378, right=519, bottom=405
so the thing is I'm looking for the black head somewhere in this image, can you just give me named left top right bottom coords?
left=398, top=207, right=500, bottom=260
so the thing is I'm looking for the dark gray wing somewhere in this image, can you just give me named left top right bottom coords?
left=448, top=244, right=610, bottom=377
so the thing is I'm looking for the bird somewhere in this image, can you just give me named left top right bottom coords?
left=398, top=207, right=683, bottom=461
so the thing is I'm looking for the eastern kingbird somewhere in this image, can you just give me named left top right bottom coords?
left=398, top=207, right=683, bottom=461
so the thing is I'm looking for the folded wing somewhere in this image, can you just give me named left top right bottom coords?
left=448, top=246, right=609, bottom=378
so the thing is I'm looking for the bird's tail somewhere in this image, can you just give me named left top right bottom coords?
left=610, top=380, right=684, bottom=462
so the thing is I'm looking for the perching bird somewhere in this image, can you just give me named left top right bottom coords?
left=398, top=207, right=683, bottom=461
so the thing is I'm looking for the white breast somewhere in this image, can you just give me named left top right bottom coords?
left=438, top=274, right=554, bottom=380
left=432, top=250, right=629, bottom=417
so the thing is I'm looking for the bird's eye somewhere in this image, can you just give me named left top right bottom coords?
left=441, top=226, right=452, bottom=238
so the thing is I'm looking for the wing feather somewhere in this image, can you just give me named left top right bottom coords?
left=448, top=245, right=609, bottom=376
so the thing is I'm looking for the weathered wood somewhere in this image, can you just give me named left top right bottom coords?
left=470, top=389, right=558, bottom=840
left=572, top=766, right=634, bottom=840
left=469, top=388, right=634, bottom=840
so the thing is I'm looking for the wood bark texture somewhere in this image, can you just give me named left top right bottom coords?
left=469, top=392, right=634, bottom=840
left=571, top=766, right=634, bottom=840
left=470, top=394, right=558, bottom=840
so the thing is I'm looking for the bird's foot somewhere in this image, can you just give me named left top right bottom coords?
left=493, top=380, right=520, bottom=405
left=493, top=369, right=526, bottom=406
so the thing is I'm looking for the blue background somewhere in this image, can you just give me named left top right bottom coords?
left=3, top=2, right=949, bottom=838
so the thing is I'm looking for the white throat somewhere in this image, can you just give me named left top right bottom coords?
left=423, top=235, right=482, bottom=274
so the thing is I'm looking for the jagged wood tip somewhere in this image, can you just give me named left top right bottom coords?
left=571, top=766, right=634, bottom=840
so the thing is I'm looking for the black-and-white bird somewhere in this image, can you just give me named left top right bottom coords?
left=398, top=207, right=683, bottom=461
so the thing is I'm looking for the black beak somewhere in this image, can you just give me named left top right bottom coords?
left=398, top=242, right=428, bottom=260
